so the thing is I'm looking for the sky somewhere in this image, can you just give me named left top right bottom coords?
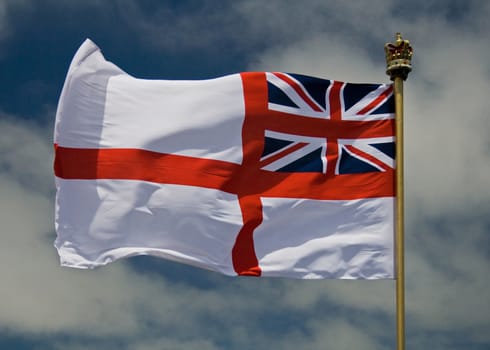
left=0, top=0, right=489, bottom=349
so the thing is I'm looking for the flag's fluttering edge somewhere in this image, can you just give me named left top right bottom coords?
left=54, top=39, right=396, bottom=279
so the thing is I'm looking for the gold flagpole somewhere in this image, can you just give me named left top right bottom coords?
left=384, top=33, right=413, bottom=350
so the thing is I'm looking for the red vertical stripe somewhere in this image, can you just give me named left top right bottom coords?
left=326, top=81, right=343, bottom=175
left=232, top=195, right=262, bottom=276
left=230, top=72, right=268, bottom=276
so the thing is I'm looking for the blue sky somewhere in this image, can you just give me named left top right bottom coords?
left=1, top=0, right=489, bottom=349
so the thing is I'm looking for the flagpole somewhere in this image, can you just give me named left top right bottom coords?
left=384, top=33, right=413, bottom=350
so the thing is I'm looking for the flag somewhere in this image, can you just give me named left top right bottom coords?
left=54, top=39, right=395, bottom=279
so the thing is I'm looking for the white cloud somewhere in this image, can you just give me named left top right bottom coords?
left=0, top=120, right=397, bottom=347
left=0, top=0, right=32, bottom=44
left=300, top=319, right=388, bottom=350
left=249, top=34, right=387, bottom=82
left=1, top=117, right=366, bottom=348
left=0, top=117, right=54, bottom=196
left=405, top=33, right=490, bottom=216
left=0, top=0, right=9, bottom=44
left=244, top=1, right=490, bottom=347
left=0, top=117, right=138, bottom=335
left=0, top=0, right=7, bottom=39
left=406, top=216, right=490, bottom=340
left=1, top=1, right=489, bottom=349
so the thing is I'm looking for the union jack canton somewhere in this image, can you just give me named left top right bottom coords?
left=260, top=72, right=395, bottom=175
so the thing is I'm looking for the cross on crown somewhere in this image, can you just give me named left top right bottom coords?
left=385, top=33, right=413, bottom=80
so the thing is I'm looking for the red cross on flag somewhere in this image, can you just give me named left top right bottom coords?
left=54, top=39, right=396, bottom=279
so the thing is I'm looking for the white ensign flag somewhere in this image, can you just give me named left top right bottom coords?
left=54, top=39, right=396, bottom=279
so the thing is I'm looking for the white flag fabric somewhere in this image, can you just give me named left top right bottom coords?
left=54, top=39, right=396, bottom=279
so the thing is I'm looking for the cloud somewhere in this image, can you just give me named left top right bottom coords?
left=2, top=115, right=396, bottom=349
left=0, top=1, right=5, bottom=34
left=244, top=0, right=490, bottom=348
left=0, top=0, right=32, bottom=44
left=405, top=30, right=490, bottom=216
left=406, top=214, right=490, bottom=342
left=0, top=0, right=12, bottom=45
left=0, top=116, right=138, bottom=335
left=0, top=116, right=54, bottom=196
left=248, top=34, right=387, bottom=82
left=1, top=1, right=489, bottom=349
left=298, top=319, right=388, bottom=350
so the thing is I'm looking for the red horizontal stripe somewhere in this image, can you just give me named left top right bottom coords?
left=54, top=145, right=241, bottom=191
left=55, top=145, right=394, bottom=200
left=254, top=112, right=395, bottom=140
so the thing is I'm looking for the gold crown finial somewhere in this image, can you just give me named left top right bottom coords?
left=385, top=33, right=413, bottom=80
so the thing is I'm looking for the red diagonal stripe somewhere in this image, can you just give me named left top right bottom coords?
left=273, top=72, right=323, bottom=112
left=344, top=145, right=392, bottom=172
left=259, top=142, right=308, bottom=168
left=357, top=85, right=393, bottom=115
